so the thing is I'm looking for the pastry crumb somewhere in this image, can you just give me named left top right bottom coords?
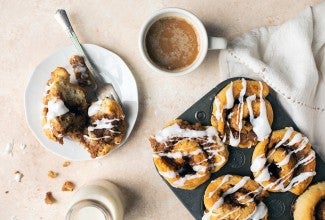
left=14, top=171, right=23, bottom=182
left=62, top=181, right=75, bottom=191
left=45, top=192, right=56, bottom=204
left=5, top=191, right=9, bottom=194
left=48, top=170, right=58, bottom=178
left=63, top=161, right=71, bottom=167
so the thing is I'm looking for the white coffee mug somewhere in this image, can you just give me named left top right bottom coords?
left=139, top=7, right=227, bottom=76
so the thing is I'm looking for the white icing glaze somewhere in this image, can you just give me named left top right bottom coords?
left=88, top=118, right=119, bottom=132
left=276, top=151, right=293, bottom=167
left=274, top=127, right=294, bottom=148
left=155, top=124, right=219, bottom=144
left=225, top=82, right=234, bottom=109
left=255, top=166, right=271, bottom=183
left=239, top=78, right=247, bottom=103
left=286, top=133, right=303, bottom=146
left=159, top=171, right=176, bottom=179
left=250, top=154, right=266, bottom=172
left=172, top=173, right=204, bottom=188
left=46, top=99, right=69, bottom=120
left=245, top=202, right=268, bottom=220
left=88, top=100, right=102, bottom=117
left=213, top=98, right=222, bottom=120
left=249, top=82, right=272, bottom=141
left=208, top=175, right=232, bottom=198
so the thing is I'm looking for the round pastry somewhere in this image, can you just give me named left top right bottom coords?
left=293, top=182, right=325, bottom=220
left=149, top=119, right=228, bottom=190
left=203, top=175, right=268, bottom=220
left=211, top=78, right=273, bottom=148
left=84, top=98, right=126, bottom=158
left=42, top=67, right=88, bottom=144
left=251, top=127, right=316, bottom=195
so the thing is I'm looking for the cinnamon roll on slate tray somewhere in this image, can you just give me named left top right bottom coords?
left=293, top=182, right=325, bottom=220
left=251, top=127, right=316, bottom=195
left=211, top=79, right=273, bottom=148
left=149, top=78, right=325, bottom=220
left=149, top=119, right=228, bottom=190
left=203, top=175, right=268, bottom=220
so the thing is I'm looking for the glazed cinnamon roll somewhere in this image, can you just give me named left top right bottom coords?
left=211, top=79, right=273, bottom=148
left=203, top=175, right=268, bottom=220
left=84, top=97, right=126, bottom=158
left=149, top=119, right=228, bottom=190
left=293, top=182, right=325, bottom=220
left=251, top=127, right=316, bottom=195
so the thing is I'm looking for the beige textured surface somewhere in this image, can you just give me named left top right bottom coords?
left=0, top=0, right=321, bottom=219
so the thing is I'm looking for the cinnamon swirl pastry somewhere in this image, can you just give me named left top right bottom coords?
left=84, top=97, right=126, bottom=158
left=293, top=182, right=325, bottom=220
left=42, top=67, right=88, bottom=144
left=211, top=79, right=273, bottom=148
left=149, top=119, right=228, bottom=190
left=203, top=175, right=268, bottom=220
left=70, top=55, right=93, bottom=87
left=251, top=127, right=316, bottom=195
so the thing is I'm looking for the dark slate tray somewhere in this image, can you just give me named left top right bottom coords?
left=158, top=77, right=325, bottom=220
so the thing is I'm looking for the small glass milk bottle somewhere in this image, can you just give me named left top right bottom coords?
left=66, top=179, right=124, bottom=220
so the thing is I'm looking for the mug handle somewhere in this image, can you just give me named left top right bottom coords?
left=208, top=36, right=227, bottom=50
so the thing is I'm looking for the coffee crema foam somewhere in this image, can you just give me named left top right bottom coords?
left=145, top=16, right=199, bottom=71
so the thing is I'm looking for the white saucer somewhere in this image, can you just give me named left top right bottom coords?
left=25, top=44, right=138, bottom=160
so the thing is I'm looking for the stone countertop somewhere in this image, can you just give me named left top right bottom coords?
left=0, top=0, right=320, bottom=219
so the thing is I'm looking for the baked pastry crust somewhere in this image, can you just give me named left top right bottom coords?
left=211, top=79, right=273, bottom=148
left=251, top=127, right=316, bottom=195
left=149, top=119, right=228, bottom=190
left=293, top=182, right=325, bottom=220
left=203, top=175, right=268, bottom=220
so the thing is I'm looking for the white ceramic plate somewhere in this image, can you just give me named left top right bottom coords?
left=25, top=44, right=138, bottom=160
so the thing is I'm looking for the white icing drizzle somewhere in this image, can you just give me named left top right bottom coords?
left=155, top=123, right=219, bottom=144
left=274, top=127, right=294, bottom=149
left=237, top=187, right=263, bottom=204
left=172, top=173, right=204, bottom=188
left=158, top=148, right=203, bottom=159
left=88, top=100, right=102, bottom=117
left=250, top=154, right=266, bottom=172
left=245, top=202, right=268, bottom=220
left=254, top=165, right=271, bottom=183
left=159, top=171, right=176, bottom=179
left=248, top=82, right=272, bottom=141
left=46, top=99, right=69, bottom=120
left=286, top=133, right=303, bottom=146
left=88, top=118, right=120, bottom=132
left=214, top=98, right=222, bottom=120
left=225, top=82, right=234, bottom=109
left=208, top=175, right=232, bottom=198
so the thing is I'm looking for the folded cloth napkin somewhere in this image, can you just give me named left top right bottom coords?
left=218, top=2, right=325, bottom=160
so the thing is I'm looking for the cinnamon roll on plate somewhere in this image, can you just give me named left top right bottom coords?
left=211, top=79, right=273, bottom=148
left=251, top=127, right=316, bottom=195
left=149, top=119, right=228, bottom=190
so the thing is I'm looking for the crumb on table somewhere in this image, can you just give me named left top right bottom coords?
left=62, top=181, right=75, bottom=191
left=45, top=192, right=56, bottom=204
left=48, top=170, right=58, bottom=178
left=63, top=161, right=71, bottom=167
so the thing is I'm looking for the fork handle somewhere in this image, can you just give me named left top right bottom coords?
left=54, top=9, right=103, bottom=89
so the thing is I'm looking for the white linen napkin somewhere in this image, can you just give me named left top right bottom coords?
left=218, top=2, right=325, bottom=160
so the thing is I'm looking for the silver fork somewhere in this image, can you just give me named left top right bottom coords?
left=54, top=9, right=122, bottom=105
